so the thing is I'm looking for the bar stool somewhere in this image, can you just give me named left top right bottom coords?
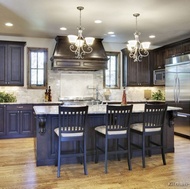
left=130, top=104, right=167, bottom=168
left=54, top=105, right=88, bottom=177
left=94, top=104, right=133, bottom=173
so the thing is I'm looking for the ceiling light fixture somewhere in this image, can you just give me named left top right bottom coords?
left=5, top=22, right=13, bottom=27
left=68, top=6, right=95, bottom=59
left=127, top=13, right=150, bottom=62
left=60, top=27, right=67, bottom=31
left=94, top=20, right=102, bottom=24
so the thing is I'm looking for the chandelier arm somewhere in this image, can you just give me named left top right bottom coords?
left=70, top=44, right=77, bottom=53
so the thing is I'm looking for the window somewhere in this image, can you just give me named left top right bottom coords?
left=104, top=52, right=120, bottom=89
left=27, top=48, right=48, bottom=89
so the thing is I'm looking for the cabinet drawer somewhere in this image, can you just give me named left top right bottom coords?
left=6, top=104, right=33, bottom=111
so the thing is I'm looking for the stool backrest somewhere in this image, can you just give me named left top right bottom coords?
left=58, top=105, right=88, bottom=133
left=106, top=105, right=133, bottom=132
left=143, top=104, right=167, bottom=131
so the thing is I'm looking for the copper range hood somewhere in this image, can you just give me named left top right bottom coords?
left=50, top=36, right=108, bottom=71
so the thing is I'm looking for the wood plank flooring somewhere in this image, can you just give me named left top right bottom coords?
left=0, top=136, right=190, bottom=189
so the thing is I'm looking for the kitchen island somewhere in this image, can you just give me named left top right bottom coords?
left=33, top=104, right=181, bottom=166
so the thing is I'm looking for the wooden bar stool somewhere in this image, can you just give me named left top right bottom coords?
left=130, top=104, right=167, bottom=168
left=54, top=105, right=88, bottom=177
left=94, top=104, right=133, bottom=173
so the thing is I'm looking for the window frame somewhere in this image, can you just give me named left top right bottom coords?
left=27, top=47, right=48, bottom=89
left=103, top=51, right=120, bottom=89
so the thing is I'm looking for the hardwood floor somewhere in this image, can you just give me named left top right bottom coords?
left=0, top=136, right=189, bottom=189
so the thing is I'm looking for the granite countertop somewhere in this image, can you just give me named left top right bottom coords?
left=33, top=103, right=182, bottom=115
left=0, top=99, right=165, bottom=105
left=0, top=101, right=62, bottom=105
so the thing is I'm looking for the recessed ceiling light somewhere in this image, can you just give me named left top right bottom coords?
left=110, top=35, right=116, bottom=37
left=108, top=31, right=114, bottom=35
left=60, top=27, right=67, bottom=31
left=94, top=20, right=102, bottom=24
left=5, top=22, right=13, bottom=27
left=149, top=35, right=155, bottom=38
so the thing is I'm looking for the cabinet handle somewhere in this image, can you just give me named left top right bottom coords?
left=17, top=106, right=23, bottom=109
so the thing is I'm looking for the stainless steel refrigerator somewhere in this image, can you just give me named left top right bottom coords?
left=165, top=54, right=190, bottom=139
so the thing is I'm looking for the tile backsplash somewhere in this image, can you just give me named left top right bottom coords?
left=0, top=69, right=164, bottom=103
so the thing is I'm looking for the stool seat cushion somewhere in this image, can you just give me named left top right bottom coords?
left=54, top=127, right=83, bottom=137
left=95, top=125, right=127, bottom=135
left=131, top=123, right=161, bottom=132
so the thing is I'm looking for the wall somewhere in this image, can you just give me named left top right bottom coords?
left=0, top=36, right=164, bottom=103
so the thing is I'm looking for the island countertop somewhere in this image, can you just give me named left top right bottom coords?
left=33, top=103, right=182, bottom=115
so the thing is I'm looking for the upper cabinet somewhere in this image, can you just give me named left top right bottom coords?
left=0, top=41, right=26, bottom=86
left=152, top=48, right=165, bottom=70
left=122, top=48, right=151, bottom=86
left=152, top=38, right=190, bottom=70
left=164, top=39, right=190, bottom=59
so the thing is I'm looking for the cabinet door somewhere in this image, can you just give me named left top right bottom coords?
left=7, top=110, right=20, bottom=136
left=127, top=58, right=138, bottom=86
left=153, top=48, right=165, bottom=69
left=20, top=110, right=33, bottom=136
left=122, top=48, right=151, bottom=86
left=0, top=44, right=7, bottom=85
left=0, top=105, right=6, bottom=136
left=6, top=105, right=34, bottom=138
left=7, top=44, right=24, bottom=86
left=137, top=56, right=150, bottom=86
left=182, top=41, right=190, bottom=54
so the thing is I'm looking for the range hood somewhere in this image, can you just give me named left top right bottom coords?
left=50, top=36, right=108, bottom=71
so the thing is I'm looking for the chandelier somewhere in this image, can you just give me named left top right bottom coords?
left=68, top=6, right=95, bottom=59
left=127, top=13, right=150, bottom=62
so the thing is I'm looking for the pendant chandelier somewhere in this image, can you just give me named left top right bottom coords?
left=127, top=13, right=150, bottom=62
left=68, top=6, right=95, bottom=59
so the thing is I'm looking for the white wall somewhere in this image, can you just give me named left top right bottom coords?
left=0, top=36, right=164, bottom=103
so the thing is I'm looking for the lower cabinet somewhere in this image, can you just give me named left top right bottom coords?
left=6, top=104, right=34, bottom=138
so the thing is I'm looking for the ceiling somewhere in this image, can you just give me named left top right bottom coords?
left=0, top=0, right=190, bottom=48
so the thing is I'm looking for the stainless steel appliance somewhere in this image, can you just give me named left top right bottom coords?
left=165, top=54, right=190, bottom=139
left=153, top=69, right=165, bottom=85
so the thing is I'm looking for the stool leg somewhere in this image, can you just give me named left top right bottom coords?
left=105, top=137, right=108, bottom=174
left=84, top=137, right=88, bottom=175
left=127, top=137, right=132, bottom=170
left=57, top=140, right=61, bottom=177
left=161, top=135, right=166, bottom=165
left=95, top=132, right=99, bottom=163
left=142, top=135, right=146, bottom=168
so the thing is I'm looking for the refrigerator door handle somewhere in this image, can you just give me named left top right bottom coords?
left=174, top=75, right=178, bottom=102
left=177, top=77, right=180, bottom=103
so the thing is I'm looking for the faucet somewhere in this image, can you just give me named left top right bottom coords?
left=95, top=86, right=103, bottom=103
left=87, top=85, right=103, bottom=104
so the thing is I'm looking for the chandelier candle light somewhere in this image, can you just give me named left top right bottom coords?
left=127, top=13, right=150, bottom=62
left=68, top=6, right=95, bottom=59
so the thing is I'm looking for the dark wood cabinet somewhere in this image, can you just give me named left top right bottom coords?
left=0, top=105, right=6, bottom=136
left=122, top=48, right=150, bottom=86
left=0, top=41, right=25, bottom=86
left=182, top=40, right=190, bottom=54
left=152, top=38, right=190, bottom=71
left=6, top=104, right=34, bottom=138
left=152, top=48, right=165, bottom=70
left=164, top=44, right=182, bottom=59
